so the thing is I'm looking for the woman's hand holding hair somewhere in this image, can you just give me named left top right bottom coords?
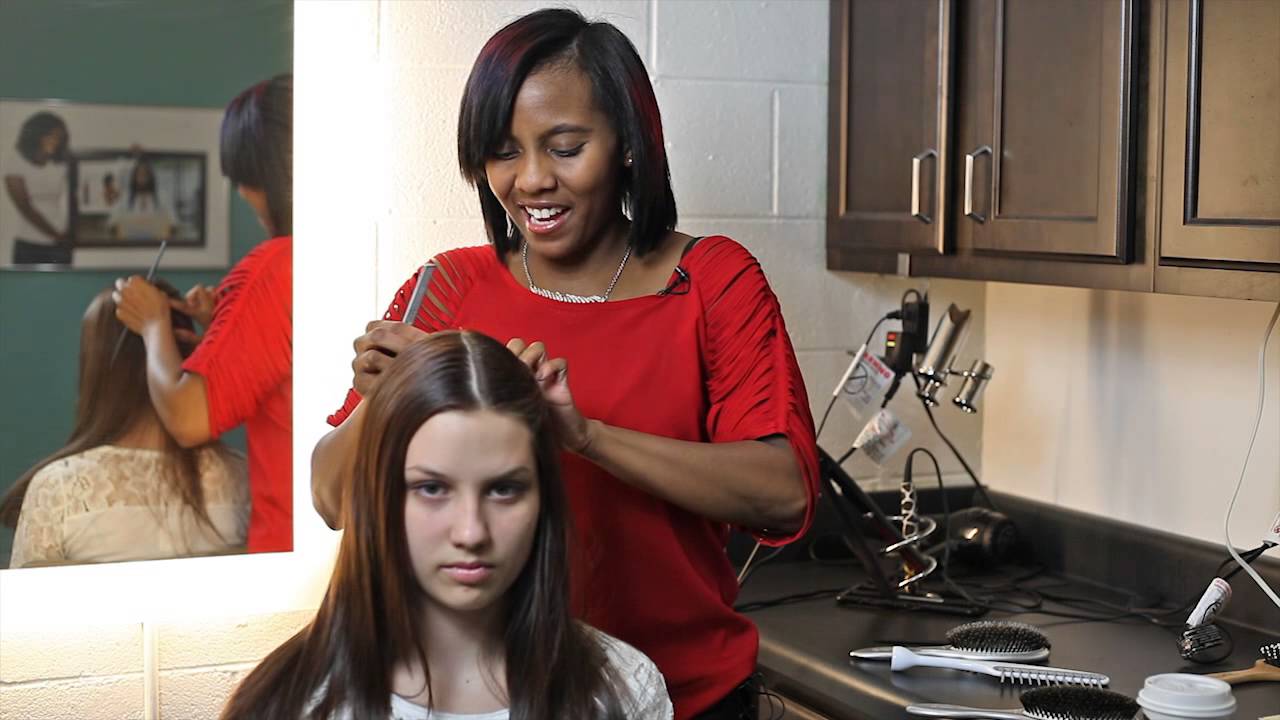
left=505, top=337, right=804, bottom=531
left=506, top=338, right=596, bottom=455
left=112, top=276, right=212, bottom=448
left=351, top=320, right=429, bottom=396
left=113, top=276, right=171, bottom=336
left=175, top=283, right=216, bottom=328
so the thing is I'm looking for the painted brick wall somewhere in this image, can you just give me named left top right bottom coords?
left=0, top=2, right=988, bottom=717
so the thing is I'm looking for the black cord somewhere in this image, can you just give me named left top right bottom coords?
left=911, top=373, right=999, bottom=511
left=908, top=447, right=987, bottom=608
left=734, top=587, right=845, bottom=613
left=1219, top=542, right=1273, bottom=581
left=816, top=314, right=893, bottom=439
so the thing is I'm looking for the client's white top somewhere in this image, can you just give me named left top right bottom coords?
left=330, top=627, right=673, bottom=720
left=9, top=445, right=249, bottom=568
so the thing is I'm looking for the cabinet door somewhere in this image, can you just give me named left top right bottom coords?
left=1160, top=0, right=1280, bottom=269
left=953, top=0, right=1137, bottom=259
left=827, top=0, right=954, bottom=262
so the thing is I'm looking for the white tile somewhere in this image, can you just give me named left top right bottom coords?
left=156, top=610, right=313, bottom=671
left=0, top=675, right=144, bottom=720
left=382, top=1, right=650, bottom=70
left=159, top=667, right=253, bottom=720
left=656, top=81, right=774, bottom=217
left=376, top=217, right=489, bottom=307
left=0, top=622, right=140, bottom=683
left=380, top=67, right=476, bottom=223
left=776, top=85, right=827, bottom=218
left=655, top=0, right=827, bottom=83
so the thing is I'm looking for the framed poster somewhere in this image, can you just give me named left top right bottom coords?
left=0, top=99, right=229, bottom=270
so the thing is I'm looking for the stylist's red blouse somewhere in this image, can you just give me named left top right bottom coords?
left=328, top=236, right=817, bottom=718
left=186, top=235, right=292, bottom=553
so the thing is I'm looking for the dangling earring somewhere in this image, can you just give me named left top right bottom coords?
left=623, top=151, right=633, bottom=167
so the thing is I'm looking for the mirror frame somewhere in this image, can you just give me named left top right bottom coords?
left=0, top=3, right=379, bottom=632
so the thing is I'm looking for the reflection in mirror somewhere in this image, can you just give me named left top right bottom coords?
left=1, top=280, right=250, bottom=567
left=0, top=0, right=293, bottom=569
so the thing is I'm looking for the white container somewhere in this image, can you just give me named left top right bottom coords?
left=1137, top=673, right=1236, bottom=719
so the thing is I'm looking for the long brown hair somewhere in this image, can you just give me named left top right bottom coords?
left=1, top=282, right=231, bottom=544
left=222, top=331, right=626, bottom=720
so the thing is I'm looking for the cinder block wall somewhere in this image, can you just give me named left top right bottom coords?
left=0, top=2, right=986, bottom=717
left=0, top=612, right=312, bottom=720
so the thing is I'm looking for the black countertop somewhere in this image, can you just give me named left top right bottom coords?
left=741, top=561, right=1279, bottom=719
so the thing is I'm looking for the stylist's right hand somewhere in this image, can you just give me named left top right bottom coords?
left=352, top=321, right=427, bottom=396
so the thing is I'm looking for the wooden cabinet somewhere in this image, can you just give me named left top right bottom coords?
left=827, top=0, right=1279, bottom=301
left=826, top=0, right=953, bottom=262
left=951, top=0, right=1136, bottom=261
left=1154, top=0, right=1280, bottom=300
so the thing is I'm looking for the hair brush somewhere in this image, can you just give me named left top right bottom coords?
left=907, top=686, right=1138, bottom=719
left=1208, top=641, right=1280, bottom=685
left=891, top=646, right=1109, bottom=687
left=852, top=620, right=1052, bottom=662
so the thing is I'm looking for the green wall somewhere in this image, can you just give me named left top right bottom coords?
left=0, top=0, right=292, bottom=566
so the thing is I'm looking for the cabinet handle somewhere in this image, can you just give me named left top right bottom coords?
left=911, top=149, right=937, bottom=224
left=964, top=145, right=992, bottom=223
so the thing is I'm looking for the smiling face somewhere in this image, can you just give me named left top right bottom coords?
left=37, top=127, right=67, bottom=163
left=484, top=63, right=626, bottom=262
left=403, top=409, right=541, bottom=617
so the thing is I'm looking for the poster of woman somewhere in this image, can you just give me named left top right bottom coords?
left=0, top=99, right=228, bottom=270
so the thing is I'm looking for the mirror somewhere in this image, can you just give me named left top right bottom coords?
left=0, top=0, right=293, bottom=569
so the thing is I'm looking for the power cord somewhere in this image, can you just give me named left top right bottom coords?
left=815, top=312, right=896, bottom=439
left=912, top=373, right=999, bottom=511
left=746, top=308, right=898, bottom=590
left=1223, top=300, right=1280, bottom=612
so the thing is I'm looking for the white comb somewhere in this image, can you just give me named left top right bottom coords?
left=891, top=646, right=1110, bottom=687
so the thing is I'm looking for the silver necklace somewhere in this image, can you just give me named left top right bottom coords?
left=522, top=240, right=632, bottom=303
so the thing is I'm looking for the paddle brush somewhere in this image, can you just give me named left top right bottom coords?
left=852, top=620, right=1051, bottom=662
left=907, top=686, right=1139, bottom=719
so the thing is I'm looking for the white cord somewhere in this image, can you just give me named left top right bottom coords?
left=1223, top=300, right=1280, bottom=611
left=737, top=540, right=763, bottom=585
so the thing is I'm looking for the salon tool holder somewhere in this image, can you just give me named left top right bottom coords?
left=822, top=295, right=993, bottom=616
left=820, top=448, right=983, bottom=616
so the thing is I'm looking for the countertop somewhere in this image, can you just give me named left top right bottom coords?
left=740, top=561, right=1279, bottom=719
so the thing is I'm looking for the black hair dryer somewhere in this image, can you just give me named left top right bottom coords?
left=946, top=507, right=1019, bottom=567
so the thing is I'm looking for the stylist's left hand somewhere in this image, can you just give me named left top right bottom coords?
left=113, top=276, right=170, bottom=335
left=507, top=338, right=594, bottom=455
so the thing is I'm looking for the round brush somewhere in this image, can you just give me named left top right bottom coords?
left=907, top=686, right=1139, bottom=719
left=851, top=620, right=1051, bottom=662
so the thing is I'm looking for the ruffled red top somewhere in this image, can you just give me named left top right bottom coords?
left=328, top=236, right=816, bottom=718
left=185, top=236, right=292, bottom=553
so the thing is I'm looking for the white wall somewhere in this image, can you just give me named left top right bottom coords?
left=981, top=283, right=1280, bottom=545
left=0, top=2, right=988, bottom=716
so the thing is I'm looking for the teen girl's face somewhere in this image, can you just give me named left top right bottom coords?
left=484, top=63, right=625, bottom=263
left=402, top=409, right=540, bottom=616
